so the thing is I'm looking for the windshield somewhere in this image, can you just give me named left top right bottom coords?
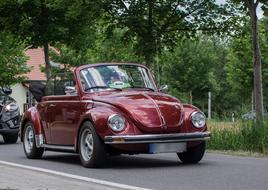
left=79, top=65, right=156, bottom=92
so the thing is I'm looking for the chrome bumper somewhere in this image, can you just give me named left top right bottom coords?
left=104, top=131, right=211, bottom=144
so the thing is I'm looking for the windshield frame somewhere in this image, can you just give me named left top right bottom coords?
left=77, top=63, right=157, bottom=94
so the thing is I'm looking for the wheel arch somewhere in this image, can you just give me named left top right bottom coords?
left=20, top=107, right=43, bottom=142
left=182, top=104, right=207, bottom=133
left=74, top=103, right=121, bottom=152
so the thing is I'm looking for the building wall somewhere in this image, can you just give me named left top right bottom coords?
left=10, top=84, right=27, bottom=114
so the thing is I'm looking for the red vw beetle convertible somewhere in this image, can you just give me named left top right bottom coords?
left=21, top=63, right=210, bottom=167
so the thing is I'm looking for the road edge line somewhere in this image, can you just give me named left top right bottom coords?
left=0, top=160, right=151, bottom=190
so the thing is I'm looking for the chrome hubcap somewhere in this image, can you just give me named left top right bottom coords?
left=81, top=129, right=94, bottom=161
left=24, top=125, right=34, bottom=153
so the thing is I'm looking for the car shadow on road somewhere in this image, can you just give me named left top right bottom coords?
left=105, top=155, right=211, bottom=169
left=42, top=154, right=82, bottom=166
left=42, top=153, right=209, bottom=169
left=106, top=155, right=181, bottom=169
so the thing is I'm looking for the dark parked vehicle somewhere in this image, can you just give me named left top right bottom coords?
left=21, top=63, right=210, bottom=167
left=0, top=88, right=20, bottom=143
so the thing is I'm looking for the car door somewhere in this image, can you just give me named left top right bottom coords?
left=49, top=95, right=81, bottom=145
left=44, top=72, right=81, bottom=146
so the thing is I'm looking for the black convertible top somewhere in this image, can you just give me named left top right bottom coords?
left=29, top=81, right=46, bottom=102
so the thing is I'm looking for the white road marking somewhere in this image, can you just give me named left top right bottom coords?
left=0, top=160, right=151, bottom=190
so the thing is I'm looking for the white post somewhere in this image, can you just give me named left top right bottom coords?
left=208, top=91, right=211, bottom=119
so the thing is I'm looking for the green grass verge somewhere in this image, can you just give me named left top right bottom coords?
left=207, top=121, right=268, bottom=155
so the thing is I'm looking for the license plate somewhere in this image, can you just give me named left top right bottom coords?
left=149, top=142, right=186, bottom=154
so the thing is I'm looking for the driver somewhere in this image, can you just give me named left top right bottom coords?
left=108, top=71, right=121, bottom=84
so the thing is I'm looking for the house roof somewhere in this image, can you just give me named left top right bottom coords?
left=25, top=48, right=46, bottom=81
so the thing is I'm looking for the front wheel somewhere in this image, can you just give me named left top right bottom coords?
left=3, top=133, right=18, bottom=144
left=23, top=122, right=44, bottom=159
left=177, top=142, right=206, bottom=164
left=79, top=121, right=107, bottom=168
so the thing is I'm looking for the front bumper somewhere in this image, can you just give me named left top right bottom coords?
left=0, top=116, right=20, bottom=135
left=104, top=131, right=210, bottom=144
left=0, top=122, right=20, bottom=135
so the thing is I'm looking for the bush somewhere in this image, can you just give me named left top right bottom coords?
left=207, top=121, right=268, bottom=154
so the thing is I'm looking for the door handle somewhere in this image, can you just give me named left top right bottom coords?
left=48, top=104, right=56, bottom=107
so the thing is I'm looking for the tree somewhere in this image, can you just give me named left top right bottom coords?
left=0, top=32, right=29, bottom=87
left=50, top=27, right=142, bottom=67
left=160, top=37, right=218, bottom=110
left=225, top=20, right=268, bottom=116
left=104, top=0, right=240, bottom=68
left=0, top=0, right=101, bottom=80
left=232, top=0, right=268, bottom=124
left=225, top=32, right=254, bottom=110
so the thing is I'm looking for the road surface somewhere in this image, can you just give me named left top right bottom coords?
left=0, top=137, right=268, bottom=190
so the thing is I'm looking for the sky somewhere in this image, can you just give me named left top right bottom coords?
left=216, top=0, right=264, bottom=19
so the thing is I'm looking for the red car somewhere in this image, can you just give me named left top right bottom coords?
left=21, top=63, right=210, bottom=168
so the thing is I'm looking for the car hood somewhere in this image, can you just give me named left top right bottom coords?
left=0, top=94, right=14, bottom=106
left=93, top=91, right=183, bottom=133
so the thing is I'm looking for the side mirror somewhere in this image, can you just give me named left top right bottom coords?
left=159, top=85, right=168, bottom=93
left=2, top=88, right=12, bottom=95
left=65, top=86, right=77, bottom=95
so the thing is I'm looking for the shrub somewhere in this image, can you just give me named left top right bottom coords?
left=207, top=120, right=268, bottom=154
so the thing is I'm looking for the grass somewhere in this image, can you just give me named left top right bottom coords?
left=207, top=150, right=268, bottom=158
left=207, top=120, right=268, bottom=155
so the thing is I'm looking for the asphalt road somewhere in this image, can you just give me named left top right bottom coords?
left=1, top=137, right=268, bottom=190
left=0, top=163, right=122, bottom=190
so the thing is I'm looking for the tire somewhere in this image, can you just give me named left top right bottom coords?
left=177, top=142, right=206, bottom=164
left=78, top=121, right=107, bottom=168
left=23, top=122, right=44, bottom=159
left=3, top=133, right=18, bottom=144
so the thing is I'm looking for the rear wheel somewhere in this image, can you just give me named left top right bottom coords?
left=79, top=121, right=107, bottom=168
left=177, top=142, right=206, bottom=164
left=3, top=133, right=18, bottom=144
left=23, top=122, right=44, bottom=159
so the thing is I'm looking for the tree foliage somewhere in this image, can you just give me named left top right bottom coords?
left=0, top=0, right=101, bottom=79
left=50, top=27, right=142, bottom=67
left=104, top=0, right=240, bottom=67
left=0, top=32, right=29, bottom=87
left=225, top=33, right=253, bottom=101
left=231, top=0, right=268, bottom=124
left=160, top=37, right=218, bottom=108
left=1, top=0, right=267, bottom=122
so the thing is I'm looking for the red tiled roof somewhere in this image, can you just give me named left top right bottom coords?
left=25, top=48, right=46, bottom=81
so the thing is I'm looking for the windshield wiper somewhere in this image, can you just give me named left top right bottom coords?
left=84, top=86, right=110, bottom=91
left=126, top=86, right=155, bottom=92
left=85, top=86, right=122, bottom=91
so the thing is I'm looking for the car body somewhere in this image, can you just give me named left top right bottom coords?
left=242, top=111, right=256, bottom=120
left=242, top=110, right=268, bottom=120
left=0, top=89, right=20, bottom=143
left=20, top=63, right=210, bottom=167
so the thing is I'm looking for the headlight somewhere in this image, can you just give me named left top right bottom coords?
left=5, top=103, right=19, bottom=112
left=191, top=111, right=206, bottom=128
left=108, top=114, right=126, bottom=132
